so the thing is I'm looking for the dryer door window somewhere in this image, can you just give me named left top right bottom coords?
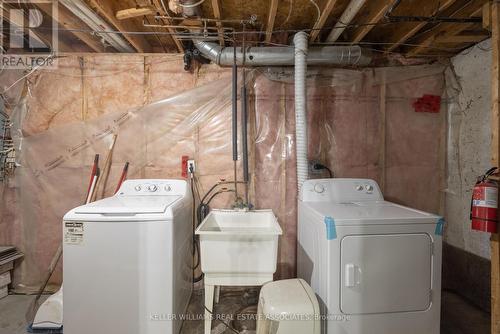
left=340, top=233, right=432, bottom=315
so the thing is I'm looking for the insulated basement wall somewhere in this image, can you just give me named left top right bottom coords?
left=0, top=56, right=446, bottom=289
left=445, top=39, right=493, bottom=259
left=443, top=39, right=492, bottom=311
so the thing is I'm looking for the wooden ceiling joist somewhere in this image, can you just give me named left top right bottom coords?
left=116, top=7, right=155, bottom=20
left=38, top=4, right=107, bottom=53
left=406, top=2, right=484, bottom=57
left=310, top=0, right=339, bottom=42
left=150, top=0, right=184, bottom=53
left=211, top=0, right=225, bottom=46
left=264, top=0, right=279, bottom=43
left=86, top=0, right=153, bottom=53
left=350, top=0, right=394, bottom=44
left=2, top=2, right=78, bottom=52
left=435, top=33, right=489, bottom=44
left=386, top=0, right=456, bottom=52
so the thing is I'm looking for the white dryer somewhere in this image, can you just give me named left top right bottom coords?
left=63, top=179, right=193, bottom=334
left=297, top=178, right=443, bottom=334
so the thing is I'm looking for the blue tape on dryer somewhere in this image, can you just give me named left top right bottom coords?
left=435, top=218, right=445, bottom=236
left=324, top=216, right=337, bottom=240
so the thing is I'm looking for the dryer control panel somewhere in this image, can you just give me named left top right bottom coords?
left=301, top=178, right=383, bottom=203
left=116, top=179, right=188, bottom=197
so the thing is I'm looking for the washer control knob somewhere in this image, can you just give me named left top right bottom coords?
left=356, top=185, right=364, bottom=191
left=165, top=185, right=172, bottom=192
left=314, top=183, right=325, bottom=193
left=148, top=184, right=158, bottom=192
left=134, top=185, right=142, bottom=192
left=366, top=185, right=374, bottom=192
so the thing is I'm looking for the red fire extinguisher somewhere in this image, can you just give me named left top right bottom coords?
left=471, top=167, right=499, bottom=233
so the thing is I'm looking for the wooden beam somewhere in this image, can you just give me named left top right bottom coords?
left=264, top=0, right=279, bottom=43
left=150, top=0, right=184, bottom=53
left=351, top=0, right=394, bottom=44
left=310, top=0, right=339, bottom=42
left=492, top=3, right=500, bottom=334
left=2, top=2, right=79, bottom=52
left=406, top=3, right=483, bottom=57
left=434, top=34, right=489, bottom=44
left=378, top=69, right=386, bottom=192
left=211, top=0, right=225, bottom=46
left=484, top=2, right=492, bottom=31
left=37, top=3, right=107, bottom=53
left=387, top=0, right=455, bottom=52
left=86, top=0, right=152, bottom=53
left=116, top=7, right=155, bottom=20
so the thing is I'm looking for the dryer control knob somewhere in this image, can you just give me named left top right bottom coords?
left=148, top=185, right=158, bottom=192
left=366, top=185, right=374, bottom=192
left=314, top=183, right=325, bottom=193
left=165, top=185, right=172, bottom=192
left=356, top=185, right=364, bottom=191
left=134, top=185, right=142, bottom=192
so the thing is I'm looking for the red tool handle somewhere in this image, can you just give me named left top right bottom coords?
left=115, top=162, right=130, bottom=194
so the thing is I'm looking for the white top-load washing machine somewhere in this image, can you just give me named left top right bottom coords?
left=63, top=179, right=192, bottom=334
left=297, top=178, right=443, bottom=334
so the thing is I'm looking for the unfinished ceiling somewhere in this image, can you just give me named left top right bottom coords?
left=0, top=0, right=492, bottom=59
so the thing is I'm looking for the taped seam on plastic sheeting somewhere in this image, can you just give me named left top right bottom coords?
left=435, top=218, right=445, bottom=236
left=324, top=216, right=337, bottom=240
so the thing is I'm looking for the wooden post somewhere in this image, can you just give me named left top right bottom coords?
left=79, top=57, right=88, bottom=121
left=491, top=2, right=500, bottom=334
left=378, top=69, right=387, bottom=192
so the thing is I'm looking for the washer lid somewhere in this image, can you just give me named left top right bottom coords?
left=304, top=200, right=439, bottom=223
left=72, top=195, right=181, bottom=215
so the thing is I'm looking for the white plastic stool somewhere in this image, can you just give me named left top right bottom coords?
left=256, top=279, right=320, bottom=334
left=204, top=274, right=273, bottom=334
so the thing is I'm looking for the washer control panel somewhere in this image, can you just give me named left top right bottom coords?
left=301, top=178, right=383, bottom=202
left=117, top=179, right=188, bottom=196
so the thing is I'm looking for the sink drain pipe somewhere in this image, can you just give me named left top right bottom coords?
left=294, top=32, right=308, bottom=194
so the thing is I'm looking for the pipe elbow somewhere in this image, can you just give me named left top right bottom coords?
left=192, top=40, right=223, bottom=65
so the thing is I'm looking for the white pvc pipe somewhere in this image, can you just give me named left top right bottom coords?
left=294, top=32, right=308, bottom=194
left=326, top=0, right=368, bottom=42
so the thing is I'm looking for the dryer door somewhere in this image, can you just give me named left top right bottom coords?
left=340, top=233, right=432, bottom=314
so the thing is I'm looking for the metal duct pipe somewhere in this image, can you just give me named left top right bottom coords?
left=193, top=40, right=372, bottom=66
left=179, top=0, right=203, bottom=17
left=294, top=32, right=309, bottom=194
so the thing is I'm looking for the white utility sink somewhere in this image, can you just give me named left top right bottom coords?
left=195, top=209, right=282, bottom=280
left=196, top=209, right=283, bottom=334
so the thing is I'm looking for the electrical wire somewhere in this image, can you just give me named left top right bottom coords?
left=306, top=0, right=322, bottom=29
left=24, top=19, right=489, bottom=55
left=178, top=0, right=207, bottom=8
left=23, top=20, right=427, bottom=37
left=28, top=23, right=488, bottom=57
left=206, top=189, right=235, bottom=206
left=277, top=0, right=294, bottom=29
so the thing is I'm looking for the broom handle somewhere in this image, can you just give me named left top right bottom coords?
left=115, top=162, right=129, bottom=194
left=93, top=134, right=117, bottom=201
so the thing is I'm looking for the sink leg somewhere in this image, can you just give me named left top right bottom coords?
left=214, top=286, right=220, bottom=304
left=204, top=284, right=214, bottom=334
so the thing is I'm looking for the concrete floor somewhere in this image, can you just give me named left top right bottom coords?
left=0, top=290, right=489, bottom=334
